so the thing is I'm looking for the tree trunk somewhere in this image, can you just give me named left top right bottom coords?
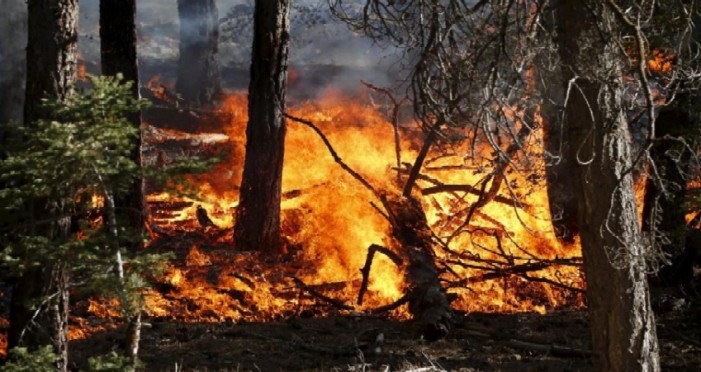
left=642, top=101, right=695, bottom=285
left=0, top=0, right=26, bottom=126
left=9, top=1, right=78, bottom=370
left=554, top=1, right=660, bottom=371
left=100, top=0, right=145, bottom=255
left=233, top=0, right=290, bottom=254
left=535, top=9, right=578, bottom=243
left=176, top=0, right=222, bottom=107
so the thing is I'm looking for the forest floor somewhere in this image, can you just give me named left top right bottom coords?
left=70, top=303, right=701, bottom=371
left=65, top=234, right=701, bottom=371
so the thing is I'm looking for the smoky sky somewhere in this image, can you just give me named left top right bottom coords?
left=0, top=0, right=402, bottom=118
left=0, top=0, right=27, bottom=124
left=86, top=0, right=399, bottom=94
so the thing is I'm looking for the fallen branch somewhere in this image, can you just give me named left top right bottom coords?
left=362, top=80, right=406, bottom=187
left=284, top=112, right=381, bottom=200
left=358, top=244, right=404, bottom=305
left=422, top=184, right=531, bottom=209
left=290, top=276, right=354, bottom=311
left=370, top=293, right=411, bottom=314
left=460, top=324, right=591, bottom=358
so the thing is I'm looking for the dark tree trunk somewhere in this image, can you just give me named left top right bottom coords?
left=100, top=0, right=145, bottom=252
left=233, top=0, right=290, bottom=254
left=554, top=1, right=660, bottom=371
left=0, top=0, right=26, bottom=126
left=537, top=10, right=578, bottom=243
left=100, top=1, right=144, bottom=366
left=23, top=0, right=78, bottom=126
left=9, top=1, right=79, bottom=371
left=176, top=0, right=222, bottom=107
left=642, top=101, right=695, bottom=285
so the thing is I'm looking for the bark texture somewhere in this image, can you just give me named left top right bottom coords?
left=554, top=1, right=660, bottom=371
left=100, top=0, right=145, bottom=254
left=233, top=0, right=290, bottom=253
left=176, top=0, right=222, bottom=107
left=9, top=1, right=79, bottom=370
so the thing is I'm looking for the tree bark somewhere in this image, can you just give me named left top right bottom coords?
left=176, top=0, right=222, bottom=107
left=554, top=1, right=660, bottom=371
left=100, top=0, right=145, bottom=254
left=9, top=1, right=78, bottom=371
left=233, top=0, right=290, bottom=254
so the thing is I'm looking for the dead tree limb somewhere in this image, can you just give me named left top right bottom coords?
left=362, top=80, right=405, bottom=187
left=287, top=111, right=453, bottom=341
left=446, top=123, right=533, bottom=247
left=460, top=325, right=591, bottom=358
left=402, top=119, right=443, bottom=197
left=370, top=293, right=411, bottom=313
left=290, top=277, right=354, bottom=311
left=421, top=184, right=531, bottom=209
left=358, top=244, right=404, bottom=305
left=284, top=112, right=381, bottom=199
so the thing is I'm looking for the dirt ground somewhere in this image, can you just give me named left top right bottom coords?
left=68, top=304, right=700, bottom=371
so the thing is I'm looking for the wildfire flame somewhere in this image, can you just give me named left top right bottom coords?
left=141, top=87, right=584, bottom=324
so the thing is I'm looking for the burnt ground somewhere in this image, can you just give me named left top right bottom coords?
left=61, top=228, right=701, bottom=371
left=69, top=302, right=700, bottom=371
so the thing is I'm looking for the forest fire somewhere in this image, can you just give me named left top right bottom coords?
left=132, top=89, right=585, bottom=327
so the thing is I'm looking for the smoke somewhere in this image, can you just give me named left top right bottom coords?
left=219, top=0, right=402, bottom=97
left=0, top=0, right=27, bottom=124
left=0, top=0, right=403, bottom=112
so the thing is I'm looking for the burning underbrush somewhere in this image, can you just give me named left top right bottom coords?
left=78, top=87, right=586, bottom=336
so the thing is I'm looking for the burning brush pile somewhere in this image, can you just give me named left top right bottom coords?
left=81, top=84, right=585, bottom=340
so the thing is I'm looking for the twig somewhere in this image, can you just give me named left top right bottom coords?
left=370, top=293, right=411, bottom=314
left=290, top=276, right=354, bottom=311
left=284, top=112, right=380, bottom=199
left=358, top=244, right=404, bottom=305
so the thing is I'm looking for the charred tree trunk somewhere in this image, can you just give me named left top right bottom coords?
left=100, top=0, right=145, bottom=253
left=176, top=0, right=222, bottom=107
left=8, top=1, right=79, bottom=370
left=385, top=196, right=453, bottom=341
left=233, top=0, right=290, bottom=254
left=554, top=1, right=660, bottom=371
